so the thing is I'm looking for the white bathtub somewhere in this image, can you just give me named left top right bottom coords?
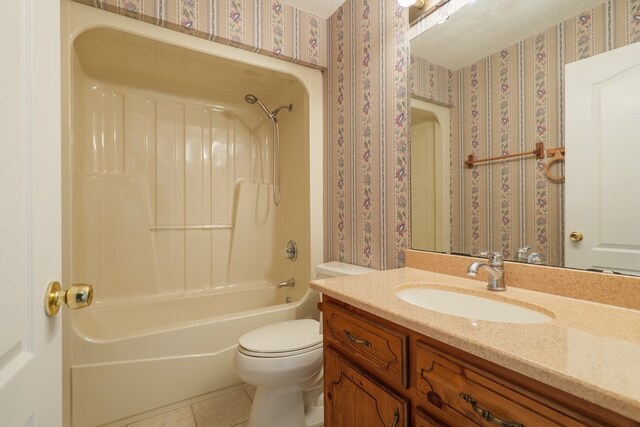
left=71, top=286, right=319, bottom=426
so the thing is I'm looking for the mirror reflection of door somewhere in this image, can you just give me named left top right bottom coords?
left=411, top=110, right=438, bottom=251
left=565, top=41, right=640, bottom=275
left=410, top=99, right=450, bottom=253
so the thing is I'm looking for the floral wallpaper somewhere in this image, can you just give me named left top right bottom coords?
left=325, top=0, right=410, bottom=270
left=73, top=0, right=327, bottom=68
left=533, top=32, right=551, bottom=264
left=411, top=56, right=455, bottom=106
left=496, top=47, right=513, bottom=258
left=391, top=1, right=411, bottom=268
left=412, top=0, right=640, bottom=266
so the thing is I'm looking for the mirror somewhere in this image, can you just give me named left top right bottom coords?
left=408, top=0, right=640, bottom=275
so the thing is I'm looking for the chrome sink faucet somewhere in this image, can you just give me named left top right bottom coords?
left=467, top=252, right=506, bottom=291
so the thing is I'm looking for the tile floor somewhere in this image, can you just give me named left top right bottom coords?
left=127, top=386, right=256, bottom=427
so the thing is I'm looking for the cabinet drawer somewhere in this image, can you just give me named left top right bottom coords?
left=323, top=301, right=408, bottom=388
left=415, top=341, right=589, bottom=427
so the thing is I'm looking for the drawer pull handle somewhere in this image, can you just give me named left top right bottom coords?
left=343, top=329, right=372, bottom=347
left=460, top=393, right=524, bottom=427
left=391, top=408, right=399, bottom=427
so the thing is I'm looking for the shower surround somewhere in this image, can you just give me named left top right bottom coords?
left=63, top=3, right=323, bottom=425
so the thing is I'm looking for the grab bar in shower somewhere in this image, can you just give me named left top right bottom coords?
left=149, top=224, right=234, bottom=231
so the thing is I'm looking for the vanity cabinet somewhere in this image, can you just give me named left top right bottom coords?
left=323, top=300, right=409, bottom=426
left=321, top=296, right=637, bottom=427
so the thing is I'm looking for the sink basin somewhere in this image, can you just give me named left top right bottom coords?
left=395, top=288, right=553, bottom=324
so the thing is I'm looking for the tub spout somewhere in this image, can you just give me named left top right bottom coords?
left=277, top=278, right=295, bottom=288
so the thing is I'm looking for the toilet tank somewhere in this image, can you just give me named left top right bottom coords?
left=316, top=261, right=377, bottom=279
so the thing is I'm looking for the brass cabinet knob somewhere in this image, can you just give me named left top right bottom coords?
left=45, top=281, right=94, bottom=316
left=569, top=231, right=584, bottom=242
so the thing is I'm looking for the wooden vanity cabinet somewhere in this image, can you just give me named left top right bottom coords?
left=323, top=299, right=409, bottom=426
left=321, top=296, right=638, bottom=427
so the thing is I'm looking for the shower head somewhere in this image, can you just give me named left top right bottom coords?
left=244, top=93, right=272, bottom=119
left=244, top=94, right=293, bottom=122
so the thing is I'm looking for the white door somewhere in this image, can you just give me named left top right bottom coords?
left=565, top=41, right=640, bottom=275
left=0, top=0, right=62, bottom=425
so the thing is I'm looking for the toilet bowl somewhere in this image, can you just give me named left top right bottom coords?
left=234, top=319, right=324, bottom=427
left=234, top=262, right=377, bottom=427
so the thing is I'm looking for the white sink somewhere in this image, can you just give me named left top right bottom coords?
left=395, top=288, right=553, bottom=324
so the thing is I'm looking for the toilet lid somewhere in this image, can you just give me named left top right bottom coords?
left=238, top=319, right=322, bottom=354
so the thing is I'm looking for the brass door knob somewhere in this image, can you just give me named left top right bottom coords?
left=569, top=231, right=584, bottom=242
left=45, top=281, right=93, bottom=316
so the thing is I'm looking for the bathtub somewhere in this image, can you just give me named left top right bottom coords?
left=71, top=286, right=319, bottom=426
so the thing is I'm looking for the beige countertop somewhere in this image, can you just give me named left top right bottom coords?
left=310, top=267, right=640, bottom=422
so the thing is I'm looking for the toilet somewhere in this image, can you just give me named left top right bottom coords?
left=234, top=262, right=377, bottom=427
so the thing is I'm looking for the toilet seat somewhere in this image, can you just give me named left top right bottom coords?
left=238, top=319, right=322, bottom=358
left=238, top=342, right=322, bottom=358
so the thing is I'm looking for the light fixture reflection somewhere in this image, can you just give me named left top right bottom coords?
left=398, top=0, right=426, bottom=8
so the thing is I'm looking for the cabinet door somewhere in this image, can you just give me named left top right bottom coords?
left=325, top=347, right=408, bottom=427
left=415, top=407, right=451, bottom=427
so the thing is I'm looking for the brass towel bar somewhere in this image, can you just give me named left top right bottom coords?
left=464, top=142, right=545, bottom=169
left=465, top=142, right=566, bottom=182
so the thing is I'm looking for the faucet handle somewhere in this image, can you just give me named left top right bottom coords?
left=527, top=252, right=545, bottom=264
left=479, top=251, right=504, bottom=267
left=515, top=246, right=532, bottom=262
left=281, top=240, right=298, bottom=261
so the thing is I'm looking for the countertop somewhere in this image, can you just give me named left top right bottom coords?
left=309, top=267, right=640, bottom=422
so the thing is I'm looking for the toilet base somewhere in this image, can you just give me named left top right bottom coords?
left=247, top=375, right=323, bottom=427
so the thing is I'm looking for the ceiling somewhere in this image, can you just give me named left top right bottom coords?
left=279, top=0, right=346, bottom=18
left=411, top=0, right=608, bottom=69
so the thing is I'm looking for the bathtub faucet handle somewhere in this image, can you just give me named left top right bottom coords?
left=277, top=278, right=295, bottom=288
left=282, top=240, right=298, bottom=261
